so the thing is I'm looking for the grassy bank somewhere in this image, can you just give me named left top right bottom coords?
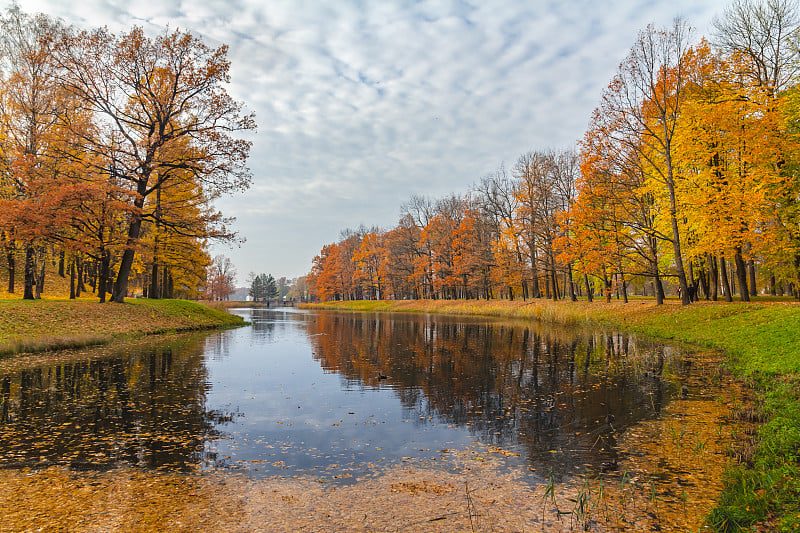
left=0, top=299, right=245, bottom=355
left=304, top=298, right=800, bottom=531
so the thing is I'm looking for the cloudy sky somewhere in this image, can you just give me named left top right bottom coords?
left=15, top=0, right=728, bottom=281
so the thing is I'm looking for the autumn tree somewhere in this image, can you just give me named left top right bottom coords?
left=381, top=215, right=423, bottom=299
left=401, top=195, right=437, bottom=298
left=513, top=150, right=577, bottom=300
left=206, top=254, right=236, bottom=301
left=596, top=19, right=695, bottom=304
left=0, top=7, right=72, bottom=299
left=56, top=26, right=254, bottom=303
left=475, top=166, right=525, bottom=299
left=353, top=230, right=386, bottom=299
left=575, top=115, right=668, bottom=303
left=713, top=0, right=800, bottom=296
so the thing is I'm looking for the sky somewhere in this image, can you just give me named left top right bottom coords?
left=13, top=0, right=729, bottom=282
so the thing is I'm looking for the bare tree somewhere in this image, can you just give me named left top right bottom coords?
left=713, top=0, right=800, bottom=95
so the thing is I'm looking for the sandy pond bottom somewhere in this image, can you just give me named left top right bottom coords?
left=2, top=396, right=741, bottom=533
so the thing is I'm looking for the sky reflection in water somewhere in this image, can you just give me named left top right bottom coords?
left=201, top=308, right=706, bottom=480
left=0, top=308, right=723, bottom=483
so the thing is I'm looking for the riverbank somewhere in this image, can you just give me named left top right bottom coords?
left=0, top=299, right=245, bottom=356
left=303, top=299, right=800, bottom=531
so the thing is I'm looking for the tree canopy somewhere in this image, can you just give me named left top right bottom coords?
left=0, top=6, right=254, bottom=302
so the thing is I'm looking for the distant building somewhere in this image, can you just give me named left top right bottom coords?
left=227, top=287, right=250, bottom=301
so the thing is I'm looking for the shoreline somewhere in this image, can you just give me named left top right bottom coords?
left=302, top=298, right=800, bottom=531
left=0, top=298, right=246, bottom=356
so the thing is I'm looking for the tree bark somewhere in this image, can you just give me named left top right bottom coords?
left=719, top=254, right=732, bottom=302
left=35, top=259, right=45, bottom=299
left=584, top=273, right=593, bottom=303
left=6, top=249, right=14, bottom=294
left=709, top=253, right=719, bottom=301
left=111, top=190, right=146, bottom=303
left=603, top=269, right=612, bottom=303
left=98, top=250, right=110, bottom=303
left=530, top=247, right=540, bottom=298
left=150, top=259, right=160, bottom=299
left=69, top=261, right=76, bottom=299
left=665, top=152, right=691, bottom=305
left=165, top=267, right=173, bottom=298
left=76, top=257, right=84, bottom=297
left=23, top=245, right=35, bottom=300
left=567, top=264, right=577, bottom=301
left=620, top=273, right=628, bottom=303
left=653, top=265, right=665, bottom=305
left=734, top=246, right=750, bottom=302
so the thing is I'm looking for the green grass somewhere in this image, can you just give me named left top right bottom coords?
left=305, top=298, right=800, bottom=531
left=0, top=298, right=245, bottom=355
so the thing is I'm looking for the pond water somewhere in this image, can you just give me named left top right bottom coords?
left=0, top=308, right=730, bottom=486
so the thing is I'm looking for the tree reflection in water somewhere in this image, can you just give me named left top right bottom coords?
left=0, top=334, right=235, bottom=472
left=302, top=311, right=708, bottom=476
left=0, top=310, right=724, bottom=482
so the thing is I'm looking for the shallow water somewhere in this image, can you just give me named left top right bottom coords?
left=0, top=307, right=745, bottom=531
left=0, top=308, right=729, bottom=479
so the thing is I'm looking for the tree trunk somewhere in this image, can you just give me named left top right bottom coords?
left=652, top=261, right=664, bottom=305
left=530, top=248, right=540, bottom=298
left=603, top=269, right=611, bottom=303
left=23, top=245, right=35, bottom=300
left=734, top=246, right=750, bottom=302
left=35, top=259, right=45, bottom=299
left=719, top=254, right=732, bottom=302
left=568, top=264, right=577, bottom=301
left=6, top=249, right=14, bottom=294
left=709, top=254, right=719, bottom=301
left=69, top=261, right=76, bottom=299
left=696, top=261, right=709, bottom=300
left=98, top=250, right=110, bottom=303
left=150, top=259, right=160, bottom=299
left=58, top=249, right=65, bottom=278
left=111, top=192, right=145, bottom=303
left=76, top=258, right=84, bottom=297
left=620, top=273, right=628, bottom=303
left=584, top=273, right=593, bottom=303
left=665, top=167, right=691, bottom=305
left=747, top=258, right=757, bottom=297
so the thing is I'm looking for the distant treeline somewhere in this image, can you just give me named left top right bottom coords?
left=309, top=2, right=800, bottom=305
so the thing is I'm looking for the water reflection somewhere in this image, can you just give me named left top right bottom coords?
left=0, top=335, right=231, bottom=471
left=0, top=309, right=723, bottom=482
left=301, top=312, right=695, bottom=475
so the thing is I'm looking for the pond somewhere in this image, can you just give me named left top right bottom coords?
left=0, top=308, right=747, bottom=531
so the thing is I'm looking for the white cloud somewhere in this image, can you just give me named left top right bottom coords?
left=8, top=0, right=728, bottom=277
